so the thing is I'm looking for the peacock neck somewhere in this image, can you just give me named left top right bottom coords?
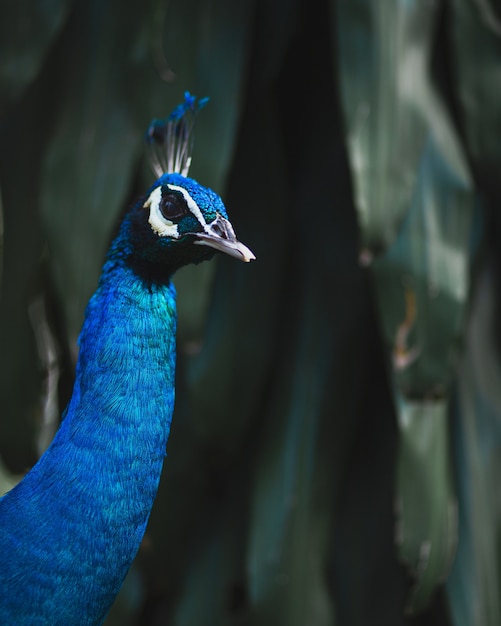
left=103, top=216, right=181, bottom=285
left=0, top=235, right=178, bottom=625
left=65, top=248, right=177, bottom=467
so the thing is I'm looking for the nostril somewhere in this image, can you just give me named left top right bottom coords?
left=211, top=222, right=226, bottom=237
left=209, top=216, right=235, bottom=240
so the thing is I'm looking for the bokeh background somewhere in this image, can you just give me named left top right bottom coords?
left=1, top=0, right=501, bottom=624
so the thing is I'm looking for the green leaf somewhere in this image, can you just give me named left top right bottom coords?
left=334, top=0, right=470, bottom=252
left=372, top=134, right=475, bottom=397
left=450, top=0, right=501, bottom=181
left=336, top=2, right=478, bottom=616
left=447, top=268, right=501, bottom=626
left=40, top=0, right=149, bottom=343
left=0, top=67, right=57, bottom=470
left=395, top=398, right=457, bottom=613
left=0, top=0, right=73, bottom=108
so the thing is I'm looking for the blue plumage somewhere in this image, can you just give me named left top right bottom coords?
left=0, top=94, right=254, bottom=624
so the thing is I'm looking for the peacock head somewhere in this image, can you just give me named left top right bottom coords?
left=125, top=93, right=254, bottom=281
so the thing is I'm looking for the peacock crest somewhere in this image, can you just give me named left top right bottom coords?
left=146, top=91, right=209, bottom=178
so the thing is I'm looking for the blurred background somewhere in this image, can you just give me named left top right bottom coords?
left=1, top=0, right=500, bottom=624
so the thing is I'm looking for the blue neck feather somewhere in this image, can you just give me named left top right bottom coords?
left=0, top=225, right=177, bottom=624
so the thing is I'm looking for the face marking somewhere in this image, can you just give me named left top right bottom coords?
left=144, top=183, right=212, bottom=239
left=144, top=187, right=179, bottom=238
left=140, top=177, right=256, bottom=265
left=164, top=183, right=212, bottom=233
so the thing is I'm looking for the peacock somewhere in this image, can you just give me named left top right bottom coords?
left=0, top=92, right=254, bottom=624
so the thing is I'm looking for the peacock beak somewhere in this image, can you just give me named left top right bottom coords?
left=194, top=214, right=256, bottom=262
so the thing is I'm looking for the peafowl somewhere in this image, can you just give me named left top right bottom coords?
left=0, top=93, right=254, bottom=624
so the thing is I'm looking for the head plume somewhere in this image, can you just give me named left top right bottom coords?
left=145, top=92, right=209, bottom=178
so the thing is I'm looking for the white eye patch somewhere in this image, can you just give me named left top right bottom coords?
left=164, top=184, right=211, bottom=234
left=144, top=187, right=179, bottom=238
left=143, top=184, right=210, bottom=238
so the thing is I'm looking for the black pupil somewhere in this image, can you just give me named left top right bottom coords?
left=160, top=192, right=188, bottom=220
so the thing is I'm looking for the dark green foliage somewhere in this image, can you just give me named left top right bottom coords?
left=0, top=0, right=499, bottom=624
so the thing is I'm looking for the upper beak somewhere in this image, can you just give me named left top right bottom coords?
left=194, top=215, right=256, bottom=263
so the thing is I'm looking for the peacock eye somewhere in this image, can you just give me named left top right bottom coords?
left=160, top=192, right=189, bottom=221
